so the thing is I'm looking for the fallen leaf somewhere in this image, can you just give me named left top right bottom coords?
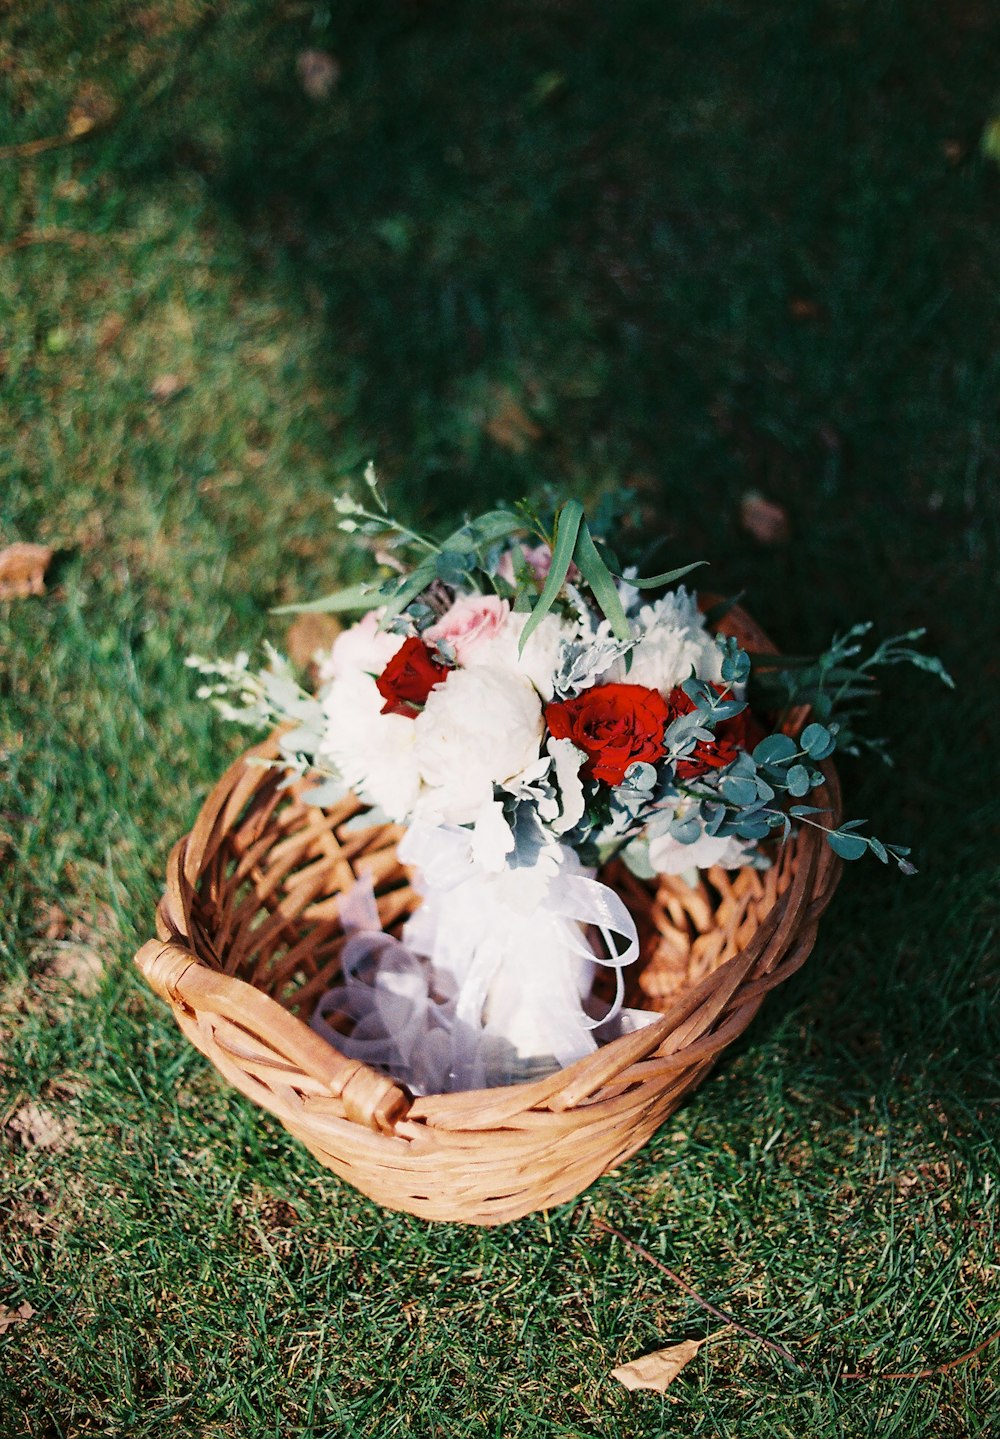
left=48, top=942, right=104, bottom=997
left=285, top=612, right=342, bottom=672
left=0, top=1303, right=35, bottom=1336
left=149, top=373, right=184, bottom=403
left=739, top=490, right=790, bottom=545
left=98, top=313, right=125, bottom=348
left=0, top=543, right=53, bottom=599
left=6, top=1102, right=77, bottom=1152
left=611, top=1338, right=707, bottom=1392
left=484, top=386, right=542, bottom=453
left=788, top=297, right=822, bottom=320
left=297, top=49, right=341, bottom=101
left=40, top=903, right=69, bottom=942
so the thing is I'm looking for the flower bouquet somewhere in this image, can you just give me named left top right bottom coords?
left=188, top=475, right=951, bottom=1098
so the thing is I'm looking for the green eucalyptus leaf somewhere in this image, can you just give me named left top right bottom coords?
left=786, top=763, right=812, bottom=797
left=801, top=722, right=837, bottom=759
left=753, top=734, right=798, bottom=766
left=827, top=831, right=868, bottom=860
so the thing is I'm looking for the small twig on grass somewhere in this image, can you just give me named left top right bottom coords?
left=0, top=124, right=111, bottom=162
left=840, top=1327, right=1000, bottom=1381
left=594, top=1218, right=804, bottom=1371
left=0, top=228, right=109, bottom=259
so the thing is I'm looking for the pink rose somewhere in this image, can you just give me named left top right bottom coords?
left=425, top=594, right=510, bottom=664
left=496, top=542, right=579, bottom=587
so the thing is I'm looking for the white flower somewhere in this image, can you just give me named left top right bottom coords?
left=470, top=801, right=516, bottom=872
left=463, top=609, right=570, bottom=701
left=548, top=737, right=587, bottom=836
left=413, top=665, right=544, bottom=824
left=648, top=824, right=752, bottom=876
left=318, top=669, right=421, bottom=821
left=600, top=586, right=723, bottom=693
left=316, top=610, right=402, bottom=684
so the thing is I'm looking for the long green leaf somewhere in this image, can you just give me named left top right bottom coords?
left=572, top=520, right=631, bottom=644
left=624, top=560, right=707, bottom=590
left=270, top=582, right=378, bottom=616
left=518, top=499, right=584, bottom=654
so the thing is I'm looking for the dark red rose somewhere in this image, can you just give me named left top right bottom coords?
left=376, top=637, right=451, bottom=717
left=665, top=684, right=764, bottom=779
left=544, top=683, right=670, bottom=786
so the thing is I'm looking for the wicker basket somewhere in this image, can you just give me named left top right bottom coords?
left=135, top=606, right=842, bottom=1225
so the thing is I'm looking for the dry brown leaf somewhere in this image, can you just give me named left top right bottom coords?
left=0, top=1302, right=35, bottom=1336
left=0, top=543, right=53, bottom=600
left=484, top=387, right=542, bottom=453
left=98, top=313, right=125, bottom=349
left=149, top=373, right=185, bottom=403
left=611, top=1338, right=706, bottom=1393
left=285, top=613, right=342, bottom=672
left=7, top=1102, right=77, bottom=1153
left=788, top=297, right=822, bottom=320
left=739, top=490, right=790, bottom=545
left=297, top=49, right=341, bottom=101
left=48, top=943, right=104, bottom=997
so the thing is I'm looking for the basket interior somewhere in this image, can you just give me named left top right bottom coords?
left=163, top=770, right=797, bottom=1034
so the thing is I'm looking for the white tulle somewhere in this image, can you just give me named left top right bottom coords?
left=310, top=821, right=658, bottom=1094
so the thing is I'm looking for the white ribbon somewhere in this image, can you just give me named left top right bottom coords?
left=310, top=821, right=656, bottom=1094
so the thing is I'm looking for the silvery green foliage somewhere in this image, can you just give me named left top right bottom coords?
left=754, top=622, right=954, bottom=762
left=185, top=647, right=340, bottom=803
left=551, top=631, right=631, bottom=699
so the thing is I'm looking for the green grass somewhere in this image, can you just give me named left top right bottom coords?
left=2, top=2, right=999, bottom=1435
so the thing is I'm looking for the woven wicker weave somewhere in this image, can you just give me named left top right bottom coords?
left=135, top=606, right=842, bottom=1225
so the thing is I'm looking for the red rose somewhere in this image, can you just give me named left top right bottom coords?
left=545, top=683, right=670, bottom=786
left=665, top=684, right=764, bottom=779
left=376, top=637, right=451, bottom=717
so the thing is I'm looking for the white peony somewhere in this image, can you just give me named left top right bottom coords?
left=462, top=609, right=570, bottom=702
left=316, top=610, right=403, bottom=684
left=318, top=669, right=422, bottom=821
left=600, top=586, right=723, bottom=694
left=413, top=665, right=544, bottom=824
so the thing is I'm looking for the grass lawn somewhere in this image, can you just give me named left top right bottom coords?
left=2, top=2, right=999, bottom=1435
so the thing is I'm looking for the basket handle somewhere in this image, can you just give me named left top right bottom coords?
left=135, top=939, right=411, bottom=1134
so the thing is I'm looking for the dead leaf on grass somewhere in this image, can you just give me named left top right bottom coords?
left=484, top=386, right=542, bottom=453
left=739, top=490, right=790, bottom=545
left=297, top=49, right=341, bottom=100
left=7, top=1102, right=77, bottom=1153
left=286, top=613, right=342, bottom=672
left=0, top=543, right=53, bottom=600
left=0, top=1303, right=35, bottom=1336
left=48, top=943, right=104, bottom=997
left=149, top=373, right=186, bottom=403
left=611, top=1337, right=707, bottom=1393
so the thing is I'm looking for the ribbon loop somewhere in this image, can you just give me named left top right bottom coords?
left=310, top=825, right=654, bottom=1094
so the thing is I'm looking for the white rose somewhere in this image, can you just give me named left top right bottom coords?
left=462, top=610, right=569, bottom=701
left=318, top=670, right=422, bottom=821
left=413, top=665, right=544, bottom=824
